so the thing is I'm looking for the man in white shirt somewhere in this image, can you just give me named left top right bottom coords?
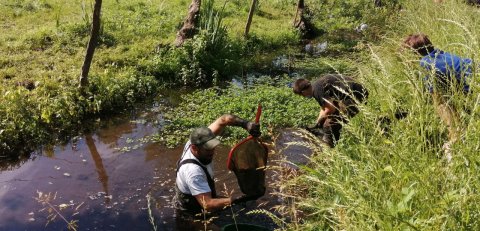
left=175, top=114, right=261, bottom=215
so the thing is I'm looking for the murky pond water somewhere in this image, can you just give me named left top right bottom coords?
left=0, top=100, right=314, bottom=231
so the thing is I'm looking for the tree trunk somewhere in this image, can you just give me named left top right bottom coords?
left=293, top=0, right=304, bottom=28
left=175, top=0, right=202, bottom=47
left=293, top=0, right=315, bottom=39
left=244, top=0, right=257, bottom=38
left=79, top=0, right=102, bottom=89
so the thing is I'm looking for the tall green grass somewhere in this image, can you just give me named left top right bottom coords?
left=281, top=0, right=480, bottom=229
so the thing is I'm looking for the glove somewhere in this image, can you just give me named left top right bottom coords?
left=231, top=194, right=259, bottom=205
left=246, top=122, right=261, bottom=138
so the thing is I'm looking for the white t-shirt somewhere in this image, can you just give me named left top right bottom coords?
left=176, top=141, right=215, bottom=196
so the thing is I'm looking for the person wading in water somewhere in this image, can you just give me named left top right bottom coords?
left=174, top=114, right=261, bottom=216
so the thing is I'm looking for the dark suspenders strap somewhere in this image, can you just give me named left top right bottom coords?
left=177, top=159, right=217, bottom=198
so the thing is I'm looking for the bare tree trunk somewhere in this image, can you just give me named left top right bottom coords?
left=79, top=0, right=102, bottom=89
left=175, top=0, right=202, bottom=47
left=293, top=0, right=304, bottom=27
left=244, top=0, right=257, bottom=38
left=293, top=0, right=315, bottom=39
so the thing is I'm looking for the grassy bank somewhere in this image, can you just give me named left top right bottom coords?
left=279, top=0, right=480, bottom=230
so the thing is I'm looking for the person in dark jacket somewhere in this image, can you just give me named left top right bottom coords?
left=293, top=74, right=368, bottom=147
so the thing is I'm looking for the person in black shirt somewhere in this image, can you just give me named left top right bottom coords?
left=293, top=74, right=368, bottom=147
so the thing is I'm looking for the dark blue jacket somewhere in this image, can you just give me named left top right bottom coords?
left=420, top=49, right=473, bottom=93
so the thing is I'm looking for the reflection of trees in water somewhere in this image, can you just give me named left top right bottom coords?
left=0, top=154, right=30, bottom=171
left=94, top=103, right=168, bottom=147
left=85, top=134, right=110, bottom=204
left=95, top=117, right=136, bottom=147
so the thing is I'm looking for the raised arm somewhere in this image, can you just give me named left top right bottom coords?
left=208, top=114, right=260, bottom=137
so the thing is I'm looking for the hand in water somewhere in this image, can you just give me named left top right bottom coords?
left=232, top=194, right=260, bottom=205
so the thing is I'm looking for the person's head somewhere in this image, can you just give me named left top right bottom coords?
left=189, top=127, right=220, bottom=165
left=402, top=33, right=435, bottom=56
left=293, top=78, right=313, bottom=98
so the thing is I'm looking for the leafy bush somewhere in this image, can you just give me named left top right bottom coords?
left=0, top=88, right=45, bottom=154
left=176, top=0, right=241, bottom=86
left=87, top=68, right=159, bottom=114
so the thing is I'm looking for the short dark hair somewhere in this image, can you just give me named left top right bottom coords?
left=293, top=78, right=311, bottom=94
left=403, top=33, right=435, bottom=56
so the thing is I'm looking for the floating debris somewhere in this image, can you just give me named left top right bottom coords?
left=97, top=192, right=107, bottom=197
left=54, top=166, right=61, bottom=170
left=63, top=173, right=71, bottom=177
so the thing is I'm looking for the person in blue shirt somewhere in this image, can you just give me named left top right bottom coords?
left=403, top=33, right=474, bottom=157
